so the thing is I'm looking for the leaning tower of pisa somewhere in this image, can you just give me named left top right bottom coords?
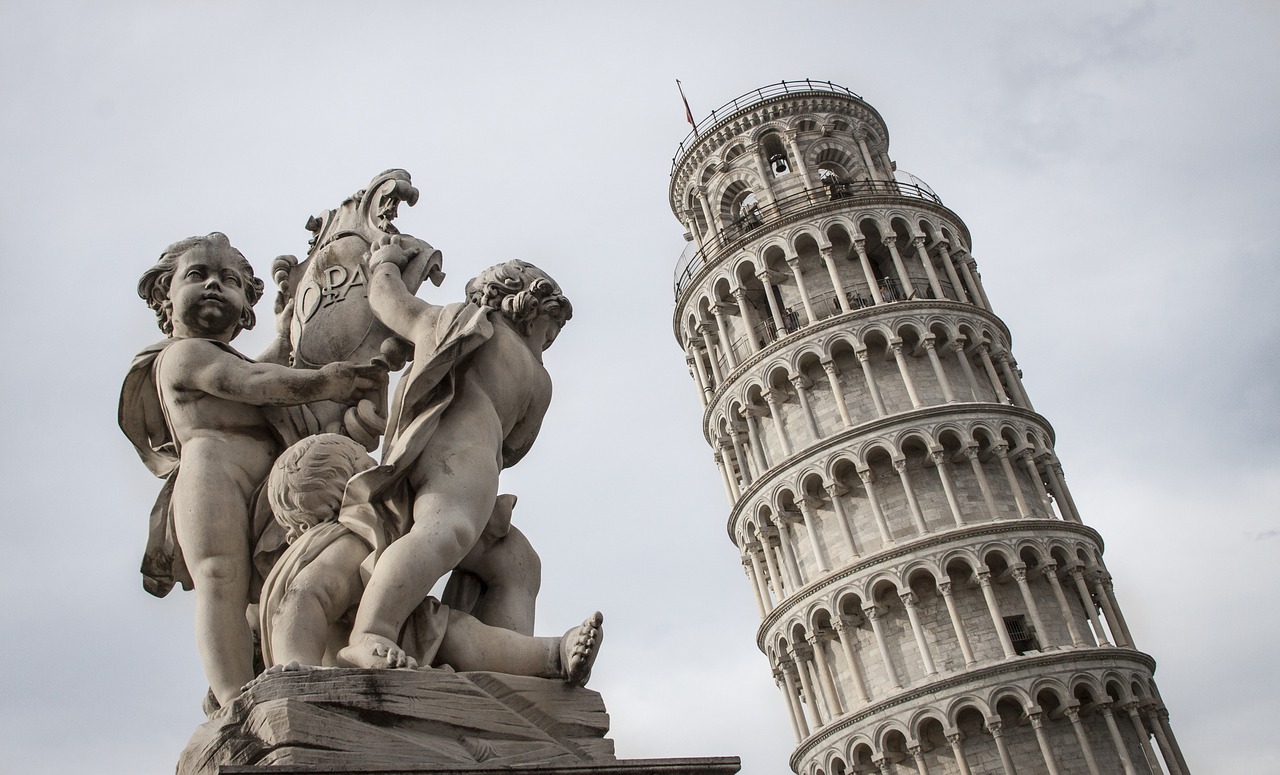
left=668, top=81, right=1190, bottom=775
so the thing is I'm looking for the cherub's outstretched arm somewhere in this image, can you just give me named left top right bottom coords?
left=366, top=235, right=441, bottom=343
left=167, top=339, right=385, bottom=406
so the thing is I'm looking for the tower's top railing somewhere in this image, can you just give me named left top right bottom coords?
left=671, top=80, right=864, bottom=174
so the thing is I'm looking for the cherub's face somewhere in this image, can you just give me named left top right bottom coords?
left=168, top=243, right=252, bottom=340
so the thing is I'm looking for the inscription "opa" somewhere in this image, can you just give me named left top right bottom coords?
left=297, top=264, right=369, bottom=324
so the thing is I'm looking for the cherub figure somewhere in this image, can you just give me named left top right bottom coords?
left=119, top=233, right=385, bottom=708
left=336, top=235, right=573, bottom=670
left=259, top=433, right=600, bottom=683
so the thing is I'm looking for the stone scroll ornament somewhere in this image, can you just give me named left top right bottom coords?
left=269, top=168, right=445, bottom=451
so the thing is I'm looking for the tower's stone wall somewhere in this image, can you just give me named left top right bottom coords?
left=669, top=81, right=1189, bottom=775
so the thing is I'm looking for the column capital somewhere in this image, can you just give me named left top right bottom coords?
left=892, top=458, right=908, bottom=474
left=991, top=442, right=1011, bottom=458
left=1064, top=705, right=1082, bottom=723
left=763, top=388, right=789, bottom=405
left=945, top=731, right=964, bottom=747
left=911, top=235, right=928, bottom=248
left=857, top=467, right=875, bottom=485
left=775, top=507, right=803, bottom=526
left=820, top=358, right=838, bottom=374
left=881, top=233, right=898, bottom=248
left=928, top=449, right=947, bottom=467
left=1120, top=700, right=1143, bottom=715
left=987, top=719, right=1005, bottom=737
left=862, top=603, right=885, bottom=621
left=1010, top=565, right=1028, bottom=583
left=961, top=445, right=981, bottom=462
left=824, top=480, right=849, bottom=498
left=789, top=641, right=813, bottom=661
left=1041, top=560, right=1060, bottom=576
left=921, top=333, right=938, bottom=350
left=756, top=268, right=787, bottom=284
left=976, top=569, right=994, bottom=587
left=854, top=346, right=871, bottom=363
left=851, top=236, right=868, bottom=252
left=938, top=580, right=954, bottom=596
left=789, top=373, right=813, bottom=390
left=1027, top=708, right=1045, bottom=729
left=934, top=238, right=951, bottom=252
left=819, top=245, right=834, bottom=261
left=1095, top=700, right=1115, bottom=715
left=899, top=590, right=919, bottom=608
left=907, top=743, right=924, bottom=760
left=833, top=615, right=858, bottom=633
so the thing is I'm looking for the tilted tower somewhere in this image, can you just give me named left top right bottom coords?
left=667, top=81, right=1189, bottom=775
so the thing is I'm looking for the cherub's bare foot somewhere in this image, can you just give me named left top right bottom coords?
left=561, top=612, right=603, bottom=687
left=338, top=633, right=418, bottom=669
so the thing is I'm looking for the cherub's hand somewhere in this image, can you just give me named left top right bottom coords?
left=319, top=360, right=389, bottom=402
left=274, top=297, right=295, bottom=341
left=368, top=234, right=421, bottom=272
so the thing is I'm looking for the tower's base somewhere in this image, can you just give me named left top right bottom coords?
left=178, top=668, right=738, bottom=775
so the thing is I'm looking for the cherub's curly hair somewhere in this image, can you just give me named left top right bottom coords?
left=267, top=434, right=375, bottom=544
left=464, top=260, right=572, bottom=336
left=136, top=232, right=265, bottom=336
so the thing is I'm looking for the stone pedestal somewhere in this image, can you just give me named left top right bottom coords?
left=180, top=668, right=658, bottom=775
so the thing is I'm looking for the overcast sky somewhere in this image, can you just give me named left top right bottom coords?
left=1, top=2, right=1277, bottom=773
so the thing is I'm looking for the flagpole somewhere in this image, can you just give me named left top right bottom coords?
left=676, top=79, right=698, bottom=136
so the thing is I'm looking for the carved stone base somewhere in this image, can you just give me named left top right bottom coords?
left=179, top=668, right=631, bottom=775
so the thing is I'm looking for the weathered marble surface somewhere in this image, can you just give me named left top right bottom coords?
left=179, top=669, right=615, bottom=775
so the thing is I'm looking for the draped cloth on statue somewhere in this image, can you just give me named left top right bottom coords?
left=118, top=339, right=315, bottom=598
left=259, top=301, right=494, bottom=666
left=337, top=301, right=494, bottom=559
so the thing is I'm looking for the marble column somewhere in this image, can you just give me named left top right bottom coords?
left=764, top=390, right=794, bottom=457
left=820, top=246, right=852, bottom=313
left=912, top=235, right=944, bottom=298
left=938, top=581, right=977, bottom=667
left=988, top=720, right=1017, bottom=775
left=1123, top=702, right=1162, bottom=774
left=785, top=254, right=816, bottom=325
left=856, top=346, right=888, bottom=417
left=821, top=359, right=854, bottom=428
left=934, top=240, right=969, bottom=303
left=890, top=337, right=924, bottom=408
left=977, top=570, right=1018, bottom=658
left=900, top=591, right=938, bottom=676
left=1070, top=566, right=1111, bottom=647
left=858, top=468, right=895, bottom=546
left=824, top=481, right=860, bottom=560
left=1011, top=563, right=1052, bottom=649
left=1028, top=708, right=1063, bottom=775
left=946, top=732, right=974, bottom=775
left=852, top=237, right=885, bottom=305
left=807, top=633, right=845, bottom=717
left=863, top=604, right=902, bottom=689
left=1043, top=562, right=1088, bottom=647
left=1066, top=705, right=1103, bottom=775
left=951, top=337, right=983, bottom=400
left=1019, top=448, right=1054, bottom=516
left=789, top=373, right=822, bottom=441
left=993, top=443, right=1032, bottom=518
left=921, top=334, right=957, bottom=402
left=962, top=445, right=1001, bottom=520
left=883, top=234, right=916, bottom=299
left=795, top=496, right=830, bottom=573
left=1098, top=702, right=1139, bottom=775
left=894, top=458, right=931, bottom=534
left=731, top=287, right=761, bottom=356
left=929, top=450, right=966, bottom=527
left=832, top=617, right=871, bottom=704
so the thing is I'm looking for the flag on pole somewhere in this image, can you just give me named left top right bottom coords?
left=676, top=79, right=697, bottom=135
